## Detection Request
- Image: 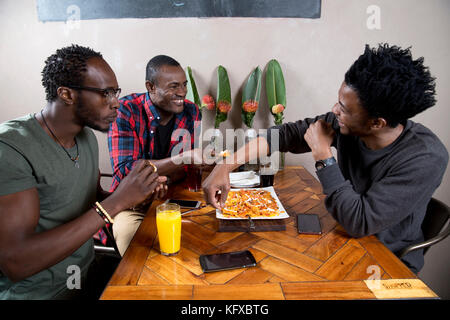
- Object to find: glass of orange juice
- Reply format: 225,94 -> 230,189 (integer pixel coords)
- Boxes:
156,203 -> 181,256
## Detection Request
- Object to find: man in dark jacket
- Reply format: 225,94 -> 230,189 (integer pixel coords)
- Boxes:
202,44 -> 448,273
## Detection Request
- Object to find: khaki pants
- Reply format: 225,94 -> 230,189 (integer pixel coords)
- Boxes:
112,210 -> 145,256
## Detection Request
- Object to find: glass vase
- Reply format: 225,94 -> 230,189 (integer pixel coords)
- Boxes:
244,129 -> 259,172
279,152 -> 285,171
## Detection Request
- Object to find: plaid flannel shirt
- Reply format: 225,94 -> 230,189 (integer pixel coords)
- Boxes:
108,92 -> 202,192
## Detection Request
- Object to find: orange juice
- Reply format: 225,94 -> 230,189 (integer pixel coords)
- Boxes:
156,204 -> 181,255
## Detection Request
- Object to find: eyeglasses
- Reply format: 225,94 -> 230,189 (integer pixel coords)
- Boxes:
68,85 -> 122,100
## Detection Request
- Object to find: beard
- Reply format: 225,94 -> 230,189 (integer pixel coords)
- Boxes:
75,102 -> 110,133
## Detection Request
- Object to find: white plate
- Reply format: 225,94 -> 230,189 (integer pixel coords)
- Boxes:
216,186 -> 289,220
230,171 -> 255,181
229,171 -> 260,188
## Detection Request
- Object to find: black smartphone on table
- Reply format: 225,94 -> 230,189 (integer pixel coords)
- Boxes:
199,250 -> 257,273
297,213 -> 322,235
165,199 -> 201,209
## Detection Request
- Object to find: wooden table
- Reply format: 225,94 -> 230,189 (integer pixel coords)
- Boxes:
100,167 -> 438,300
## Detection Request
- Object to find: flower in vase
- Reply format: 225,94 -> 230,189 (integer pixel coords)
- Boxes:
201,94 -> 215,110
243,100 -> 259,113
266,59 -> 286,126
271,104 -> 285,114
217,100 -> 232,113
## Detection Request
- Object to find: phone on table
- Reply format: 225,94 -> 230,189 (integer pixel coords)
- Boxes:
297,213 -> 322,235
199,250 -> 257,273
165,199 -> 201,209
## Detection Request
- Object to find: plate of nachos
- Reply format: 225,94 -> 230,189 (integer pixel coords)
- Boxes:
216,187 -> 289,220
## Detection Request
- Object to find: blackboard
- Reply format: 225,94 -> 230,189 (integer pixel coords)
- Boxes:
36,0 -> 321,22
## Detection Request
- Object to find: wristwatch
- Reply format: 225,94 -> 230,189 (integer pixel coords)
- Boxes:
315,156 -> 337,171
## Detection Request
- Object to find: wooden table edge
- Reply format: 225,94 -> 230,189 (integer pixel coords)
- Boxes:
101,279 -> 438,300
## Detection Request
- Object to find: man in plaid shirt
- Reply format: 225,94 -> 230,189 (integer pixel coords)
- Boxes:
108,55 -> 202,255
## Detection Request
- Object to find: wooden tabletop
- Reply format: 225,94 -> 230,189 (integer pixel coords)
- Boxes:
100,166 -> 438,300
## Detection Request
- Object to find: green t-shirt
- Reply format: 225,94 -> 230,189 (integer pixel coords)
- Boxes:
0,114 -> 98,299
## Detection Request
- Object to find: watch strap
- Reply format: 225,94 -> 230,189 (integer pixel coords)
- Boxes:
315,156 -> 336,171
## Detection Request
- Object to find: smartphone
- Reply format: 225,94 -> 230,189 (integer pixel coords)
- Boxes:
297,213 -> 322,235
199,250 -> 257,273
165,199 -> 201,209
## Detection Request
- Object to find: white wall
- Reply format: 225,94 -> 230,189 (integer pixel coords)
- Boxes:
0,0 -> 448,298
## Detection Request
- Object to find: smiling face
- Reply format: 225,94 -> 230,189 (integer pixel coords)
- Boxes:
331,82 -> 372,137
74,57 -> 120,132
147,64 -> 187,115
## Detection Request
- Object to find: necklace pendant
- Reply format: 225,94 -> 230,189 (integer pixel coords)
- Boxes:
74,160 -> 80,168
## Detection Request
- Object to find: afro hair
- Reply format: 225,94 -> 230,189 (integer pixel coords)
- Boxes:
345,44 -> 436,127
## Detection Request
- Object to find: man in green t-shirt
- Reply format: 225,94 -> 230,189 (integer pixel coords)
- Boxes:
0,45 -> 166,300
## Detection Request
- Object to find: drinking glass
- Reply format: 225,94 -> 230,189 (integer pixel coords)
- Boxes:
259,161 -> 275,187
186,165 -> 202,192
156,203 -> 181,256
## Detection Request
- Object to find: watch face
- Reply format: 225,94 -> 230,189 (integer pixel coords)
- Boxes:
315,161 -> 325,170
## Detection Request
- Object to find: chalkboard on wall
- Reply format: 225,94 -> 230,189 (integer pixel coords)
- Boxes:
36,0 -> 321,22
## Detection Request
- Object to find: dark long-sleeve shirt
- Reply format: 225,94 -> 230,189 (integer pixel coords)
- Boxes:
268,112 -> 448,272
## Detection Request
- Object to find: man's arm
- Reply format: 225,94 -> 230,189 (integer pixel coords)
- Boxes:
108,106 -> 142,190
268,112 -> 337,155
0,188 -> 107,282
0,161 -> 163,282
202,113 -> 337,209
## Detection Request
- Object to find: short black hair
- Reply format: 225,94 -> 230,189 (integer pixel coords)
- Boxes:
145,55 -> 180,84
41,44 -> 103,101
344,43 -> 436,127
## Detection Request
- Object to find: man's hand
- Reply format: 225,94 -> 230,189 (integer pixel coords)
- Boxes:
110,160 -> 166,211
202,164 -> 231,209
304,120 -> 335,161
154,176 -> 168,200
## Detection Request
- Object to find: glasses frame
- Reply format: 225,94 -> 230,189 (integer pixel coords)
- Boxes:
67,85 -> 121,100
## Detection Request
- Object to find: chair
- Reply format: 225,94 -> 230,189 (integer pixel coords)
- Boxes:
398,198 -> 450,258
94,173 -> 121,259
94,225 -> 121,258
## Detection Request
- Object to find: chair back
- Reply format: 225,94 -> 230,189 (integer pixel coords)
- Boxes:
94,172 -> 121,258
421,198 -> 450,254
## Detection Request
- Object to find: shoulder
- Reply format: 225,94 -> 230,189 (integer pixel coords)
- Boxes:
118,92 -> 146,117
0,114 -> 38,152
112,92 -> 148,131
0,140 -> 36,196
404,121 -> 448,163
0,114 -> 34,135
391,121 -> 449,175
0,116 -> 37,195
119,92 -> 146,105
